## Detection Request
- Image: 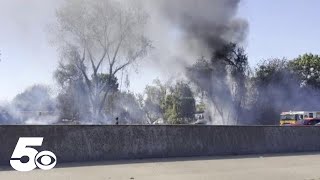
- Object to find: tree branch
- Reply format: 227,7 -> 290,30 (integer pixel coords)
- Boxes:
113,62 -> 130,76
74,50 -> 94,104
96,48 -> 107,71
110,36 -> 124,67
99,87 -> 111,114
87,48 -> 98,74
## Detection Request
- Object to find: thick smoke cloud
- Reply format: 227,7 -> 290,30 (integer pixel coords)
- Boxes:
0,0 -> 249,125
141,0 -> 248,124
151,0 -> 248,58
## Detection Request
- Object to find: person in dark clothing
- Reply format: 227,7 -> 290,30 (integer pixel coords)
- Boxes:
116,117 -> 119,125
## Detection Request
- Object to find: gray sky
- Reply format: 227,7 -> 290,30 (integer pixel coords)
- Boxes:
0,0 -> 320,101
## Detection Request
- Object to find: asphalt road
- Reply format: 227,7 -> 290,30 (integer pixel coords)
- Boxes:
1,153 -> 320,180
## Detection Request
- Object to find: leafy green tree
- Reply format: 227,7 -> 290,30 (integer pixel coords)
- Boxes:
12,85 -> 56,112
164,82 -> 196,124
140,79 -> 196,124
163,94 -> 177,123
56,84 -> 91,122
105,91 -> 145,124
188,43 -> 249,124
140,79 -> 167,124
251,59 -> 291,124
250,58 -> 320,125
196,101 -> 206,113
253,58 -> 290,87
290,53 -> 320,89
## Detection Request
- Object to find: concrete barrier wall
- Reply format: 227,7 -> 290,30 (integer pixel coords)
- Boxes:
0,125 -> 320,165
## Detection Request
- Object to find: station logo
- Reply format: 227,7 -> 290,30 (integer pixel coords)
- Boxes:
10,137 -> 57,172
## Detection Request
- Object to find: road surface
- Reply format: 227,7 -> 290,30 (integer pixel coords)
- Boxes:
1,153 -> 320,180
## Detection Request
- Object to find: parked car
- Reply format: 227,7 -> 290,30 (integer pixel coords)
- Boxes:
193,119 -> 208,125
294,118 -> 320,126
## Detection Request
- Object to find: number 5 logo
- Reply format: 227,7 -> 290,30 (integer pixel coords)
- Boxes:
10,137 -> 57,172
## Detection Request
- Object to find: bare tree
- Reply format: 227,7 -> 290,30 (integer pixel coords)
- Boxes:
51,0 -> 152,121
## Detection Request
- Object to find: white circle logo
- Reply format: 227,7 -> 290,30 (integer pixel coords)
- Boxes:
35,151 -> 57,170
